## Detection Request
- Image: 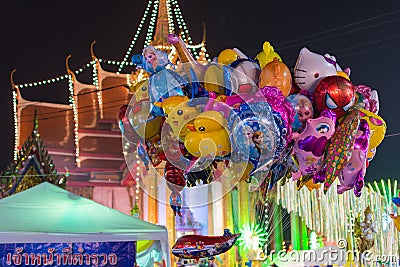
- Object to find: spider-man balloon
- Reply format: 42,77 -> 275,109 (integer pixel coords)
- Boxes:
313,75 -> 355,120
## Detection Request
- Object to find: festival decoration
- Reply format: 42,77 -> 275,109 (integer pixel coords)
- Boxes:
237,223 -> 268,251
172,229 -> 240,260
354,206 -> 377,252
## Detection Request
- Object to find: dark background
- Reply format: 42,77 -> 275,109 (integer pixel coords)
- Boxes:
1,0 -> 399,182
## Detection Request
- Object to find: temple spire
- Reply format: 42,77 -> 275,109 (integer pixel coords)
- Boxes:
152,0 -> 170,46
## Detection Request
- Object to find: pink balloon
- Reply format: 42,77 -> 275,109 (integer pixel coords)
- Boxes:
292,110 -> 336,180
337,119 -> 370,197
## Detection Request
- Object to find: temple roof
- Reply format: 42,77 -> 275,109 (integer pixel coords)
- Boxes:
0,112 -> 67,198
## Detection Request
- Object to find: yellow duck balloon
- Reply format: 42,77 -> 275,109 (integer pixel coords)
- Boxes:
184,111 -> 231,158
256,41 -> 282,69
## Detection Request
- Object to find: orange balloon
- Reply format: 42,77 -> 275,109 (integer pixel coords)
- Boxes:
259,58 -> 292,96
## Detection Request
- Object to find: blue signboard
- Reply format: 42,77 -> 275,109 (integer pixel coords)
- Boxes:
0,241 -> 136,266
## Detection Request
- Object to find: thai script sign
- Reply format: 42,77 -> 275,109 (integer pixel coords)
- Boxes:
0,241 -> 136,266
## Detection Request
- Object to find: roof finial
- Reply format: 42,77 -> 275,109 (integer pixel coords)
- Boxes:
202,22 -> 206,44
10,69 -> 17,89
65,54 -> 73,75
90,41 -> 97,60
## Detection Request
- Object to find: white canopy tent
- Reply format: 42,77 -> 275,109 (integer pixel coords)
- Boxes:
0,182 -> 170,267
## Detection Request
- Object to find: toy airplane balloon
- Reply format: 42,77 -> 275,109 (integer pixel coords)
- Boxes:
172,229 -> 240,260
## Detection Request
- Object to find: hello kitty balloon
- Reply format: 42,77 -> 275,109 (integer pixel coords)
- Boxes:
294,47 -> 348,94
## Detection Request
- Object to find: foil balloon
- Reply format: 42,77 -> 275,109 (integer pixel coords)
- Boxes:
167,33 -> 206,80
293,47 -> 341,93
257,86 -> 295,145
286,94 -> 314,133
118,105 -> 140,144
217,49 -> 240,65
228,102 -> 277,177
291,110 -> 337,182
172,229 -> 240,260
313,75 -> 356,120
314,108 -> 361,194
358,108 -> 386,150
128,101 -> 163,143
204,63 -> 225,94
354,85 -> 379,113
255,41 -> 282,69
155,95 -> 200,141
132,79 -> 150,102
259,58 -> 292,97
184,111 -> 231,158
337,119 -> 370,197
165,161 -> 186,217
165,161 -> 186,192
228,48 -> 261,94
131,45 -> 171,75
185,164 -> 213,187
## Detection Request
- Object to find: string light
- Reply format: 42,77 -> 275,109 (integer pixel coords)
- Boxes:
92,59 -> 103,119
12,89 -> 19,160
166,0 -> 174,34
118,0 -> 154,72
144,0 -> 159,47
68,75 -> 80,164
170,0 -> 201,58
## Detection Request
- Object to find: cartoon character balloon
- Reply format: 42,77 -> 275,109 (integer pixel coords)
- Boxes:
131,45 -> 171,75
313,75 -> 356,120
337,119 -> 370,197
294,47 -> 345,93
287,94 -> 314,133
184,110 -> 231,158
291,110 -> 337,181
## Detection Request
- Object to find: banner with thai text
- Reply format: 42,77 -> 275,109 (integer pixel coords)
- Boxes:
0,241 -> 136,266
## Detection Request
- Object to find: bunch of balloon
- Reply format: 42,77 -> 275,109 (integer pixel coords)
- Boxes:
119,36 -> 305,220
289,47 -> 386,196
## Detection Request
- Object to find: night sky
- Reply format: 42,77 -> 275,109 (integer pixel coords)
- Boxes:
1,0 -> 399,182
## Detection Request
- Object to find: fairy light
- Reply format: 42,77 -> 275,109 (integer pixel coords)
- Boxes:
166,0 -> 174,34
144,0 -> 159,47
68,75 -> 80,164
12,89 -> 19,160
171,0 -> 199,58
92,59 -> 103,119
118,0 -> 154,72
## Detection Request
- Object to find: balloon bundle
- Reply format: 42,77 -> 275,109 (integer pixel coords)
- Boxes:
119,36 -> 387,217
